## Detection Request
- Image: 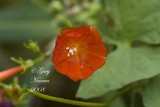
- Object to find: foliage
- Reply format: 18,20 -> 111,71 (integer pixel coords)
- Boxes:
77,0 -> 160,101
0,0 -> 160,107
143,75 -> 160,107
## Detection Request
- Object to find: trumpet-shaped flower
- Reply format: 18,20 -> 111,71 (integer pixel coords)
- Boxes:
52,25 -> 107,81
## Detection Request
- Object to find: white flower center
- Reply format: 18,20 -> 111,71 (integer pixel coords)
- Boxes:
66,47 -> 77,57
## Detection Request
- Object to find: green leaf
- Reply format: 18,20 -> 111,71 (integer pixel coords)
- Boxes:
77,0 -> 160,99
77,44 -> 160,99
109,97 -> 127,107
143,75 -> 160,107
107,0 -> 160,44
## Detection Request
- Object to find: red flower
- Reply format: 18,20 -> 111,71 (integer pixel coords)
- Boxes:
52,25 -> 107,81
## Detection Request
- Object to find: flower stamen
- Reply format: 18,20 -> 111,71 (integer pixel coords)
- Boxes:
66,47 -> 77,57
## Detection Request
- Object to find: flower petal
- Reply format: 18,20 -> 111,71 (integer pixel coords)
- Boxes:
80,48 -> 106,73
60,25 -> 90,38
78,27 -> 102,44
81,42 -> 107,57
52,36 -> 69,64
60,25 -> 91,44
79,56 -> 95,79
54,55 -> 82,81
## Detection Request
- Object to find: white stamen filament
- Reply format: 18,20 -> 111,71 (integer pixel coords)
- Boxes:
69,49 -> 74,54
67,53 -> 70,57
66,47 -> 77,57
66,47 -> 69,50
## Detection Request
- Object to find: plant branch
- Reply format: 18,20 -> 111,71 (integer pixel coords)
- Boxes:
28,89 -> 105,107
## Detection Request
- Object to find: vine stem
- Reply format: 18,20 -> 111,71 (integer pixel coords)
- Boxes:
27,89 -> 105,107
0,66 -> 23,82
27,81 -> 146,107
0,66 -> 146,107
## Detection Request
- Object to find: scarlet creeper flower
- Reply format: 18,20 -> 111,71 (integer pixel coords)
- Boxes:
52,25 -> 107,81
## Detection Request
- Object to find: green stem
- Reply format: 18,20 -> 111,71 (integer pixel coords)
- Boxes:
33,53 -> 46,64
28,89 -> 105,107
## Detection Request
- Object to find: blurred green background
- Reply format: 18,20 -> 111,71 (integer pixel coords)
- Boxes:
0,0 -> 160,107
